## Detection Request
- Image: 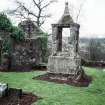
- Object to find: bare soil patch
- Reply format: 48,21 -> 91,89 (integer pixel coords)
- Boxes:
0,88 -> 41,105
0,65 -> 47,72
33,73 -> 92,87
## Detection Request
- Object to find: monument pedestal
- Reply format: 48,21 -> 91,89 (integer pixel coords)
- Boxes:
48,54 -> 81,75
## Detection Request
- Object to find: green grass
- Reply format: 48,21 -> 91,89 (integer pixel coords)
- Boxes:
0,67 -> 105,105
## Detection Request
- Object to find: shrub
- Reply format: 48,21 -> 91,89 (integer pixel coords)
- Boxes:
10,26 -> 24,42
0,13 -> 25,54
0,13 -> 12,32
2,36 -> 12,54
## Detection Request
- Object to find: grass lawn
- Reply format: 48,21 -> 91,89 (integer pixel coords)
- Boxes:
0,67 -> 105,105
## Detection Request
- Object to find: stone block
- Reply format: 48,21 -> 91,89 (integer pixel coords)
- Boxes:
47,55 -> 81,75
0,83 -> 8,98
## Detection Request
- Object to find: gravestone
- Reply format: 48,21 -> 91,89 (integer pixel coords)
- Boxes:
0,83 -> 8,98
47,2 -> 83,80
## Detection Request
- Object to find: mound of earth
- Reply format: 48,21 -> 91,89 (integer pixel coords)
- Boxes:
0,88 -> 41,105
33,73 -> 92,87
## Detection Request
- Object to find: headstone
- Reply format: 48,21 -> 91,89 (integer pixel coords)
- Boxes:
0,83 -> 8,97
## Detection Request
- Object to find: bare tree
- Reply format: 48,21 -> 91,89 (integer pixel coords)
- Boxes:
88,39 -> 102,61
75,0 -> 86,23
7,0 -> 57,27
69,0 -> 86,23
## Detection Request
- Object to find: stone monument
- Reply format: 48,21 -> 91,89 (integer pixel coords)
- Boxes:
47,2 -> 83,80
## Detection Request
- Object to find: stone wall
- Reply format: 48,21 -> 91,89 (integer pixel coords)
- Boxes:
0,30 -> 10,39
0,20 -> 47,70
18,20 -> 42,38
10,38 -> 42,70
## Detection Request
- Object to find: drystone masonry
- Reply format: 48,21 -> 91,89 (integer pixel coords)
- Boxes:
11,38 -> 42,70
0,20 -> 44,70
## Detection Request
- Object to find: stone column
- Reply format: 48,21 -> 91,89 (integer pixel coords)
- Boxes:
75,24 -> 80,53
52,25 -> 58,55
70,24 -> 80,53
57,27 -> 62,52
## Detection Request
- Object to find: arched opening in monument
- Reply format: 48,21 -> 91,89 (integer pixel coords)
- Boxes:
56,27 -> 71,52
62,28 -> 71,51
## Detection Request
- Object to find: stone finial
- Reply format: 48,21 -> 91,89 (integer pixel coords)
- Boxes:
57,2 -> 74,24
64,2 -> 70,16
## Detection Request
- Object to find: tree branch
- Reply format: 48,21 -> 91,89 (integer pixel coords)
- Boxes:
32,0 -> 40,9
76,0 -> 86,22
6,0 -> 57,27
17,1 -> 38,17
41,0 -> 54,10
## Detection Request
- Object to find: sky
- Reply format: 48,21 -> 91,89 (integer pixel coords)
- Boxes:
0,0 -> 105,38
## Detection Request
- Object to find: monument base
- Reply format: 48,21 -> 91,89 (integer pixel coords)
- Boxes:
47,54 -> 81,75
34,70 -> 92,87
42,53 -> 92,87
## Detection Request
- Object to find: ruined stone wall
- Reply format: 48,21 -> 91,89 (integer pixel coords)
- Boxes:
0,30 -> 10,39
11,38 -> 42,70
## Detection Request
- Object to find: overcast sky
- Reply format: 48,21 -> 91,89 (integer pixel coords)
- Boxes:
0,0 -> 105,38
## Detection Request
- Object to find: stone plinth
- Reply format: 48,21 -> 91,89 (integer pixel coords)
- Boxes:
47,54 -> 81,75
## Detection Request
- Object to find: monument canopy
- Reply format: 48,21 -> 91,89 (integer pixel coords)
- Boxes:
58,2 -> 74,25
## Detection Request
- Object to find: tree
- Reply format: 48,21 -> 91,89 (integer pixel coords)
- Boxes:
88,39 -> 102,61
0,13 -> 25,69
0,13 -> 24,54
7,0 -> 57,27
68,0 -> 86,23
0,13 -> 12,32
75,0 -> 86,23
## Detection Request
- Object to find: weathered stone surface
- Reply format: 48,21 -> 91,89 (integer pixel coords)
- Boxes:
48,55 -> 81,75
18,20 -> 43,38
0,83 -> 8,98
58,2 -> 73,24
11,38 -> 42,69
0,19 -> 46,70
0,30 -> 10,39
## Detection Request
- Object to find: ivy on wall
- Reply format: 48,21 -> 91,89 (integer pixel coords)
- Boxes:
0,13 -> 48,63
0,13 -> 24,54
10,26 -> 24,42
0,13 -> 12,32
39,33 -> 48,62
